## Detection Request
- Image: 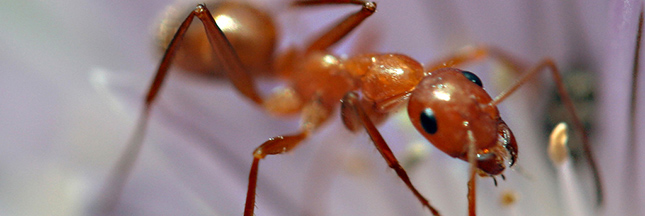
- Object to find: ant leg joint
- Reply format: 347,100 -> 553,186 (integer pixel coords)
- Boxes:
252,149 -> 266,159
194,4 -> 206,12
363,1 -> 377,12
343,91 -> 360,101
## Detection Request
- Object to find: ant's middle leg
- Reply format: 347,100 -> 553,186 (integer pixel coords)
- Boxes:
268,0 -> 376,112
293,0 -> 377,53
341,92 -> 440,216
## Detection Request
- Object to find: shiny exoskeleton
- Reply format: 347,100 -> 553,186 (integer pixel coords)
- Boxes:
99,1 -> 602,216
408,68 -> 518,175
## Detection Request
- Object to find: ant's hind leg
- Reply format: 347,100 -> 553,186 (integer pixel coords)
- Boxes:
97,4 -> 264,215
341,92 -> 440,216
190,4 -> 264,104
93,5 -> 204,213
149,4 -> 264,108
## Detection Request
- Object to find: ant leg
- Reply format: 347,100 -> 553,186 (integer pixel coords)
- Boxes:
245,133 -> 308,216
490,59 -> 603,205
424,45 -> 529,74
149,4 -> 263,107
293,0 -> 377,53
96,109 -> 150,215
94,6 -> 203,213
341,92 -> 440,216
466,130 -> 477,216
244,99 -> 331,216
97,4 -> 264,215
191,4 -> 263,104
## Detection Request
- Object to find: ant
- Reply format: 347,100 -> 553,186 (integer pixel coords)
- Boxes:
98,0 -> 603,215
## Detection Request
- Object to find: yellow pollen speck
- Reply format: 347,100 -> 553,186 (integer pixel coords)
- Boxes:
548,122 -> 569,166
500,189 -> 519,206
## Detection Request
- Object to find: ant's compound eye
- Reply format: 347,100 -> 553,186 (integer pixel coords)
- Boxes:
420,108 -> 438,134
461,70 -> 483,87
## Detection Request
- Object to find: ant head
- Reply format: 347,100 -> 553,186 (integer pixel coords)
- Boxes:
407,68 -> 517,175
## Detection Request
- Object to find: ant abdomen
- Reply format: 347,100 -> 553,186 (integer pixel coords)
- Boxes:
156,1 -> 277,77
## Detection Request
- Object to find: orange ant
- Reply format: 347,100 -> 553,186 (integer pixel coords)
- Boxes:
98,1 -> 603,215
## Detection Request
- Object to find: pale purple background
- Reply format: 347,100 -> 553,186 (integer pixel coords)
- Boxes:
0,0 -> 640,215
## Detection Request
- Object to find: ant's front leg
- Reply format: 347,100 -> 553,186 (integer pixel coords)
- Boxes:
490,59 -> 603,205
465,130 -> 478,216
341,92 -> 440,216
424,45 -> 529,75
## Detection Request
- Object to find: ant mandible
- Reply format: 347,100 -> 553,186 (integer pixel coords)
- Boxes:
99,0 -> 603,216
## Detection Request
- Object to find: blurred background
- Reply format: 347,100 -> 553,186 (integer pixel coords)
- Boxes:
0,0 -> 641,215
